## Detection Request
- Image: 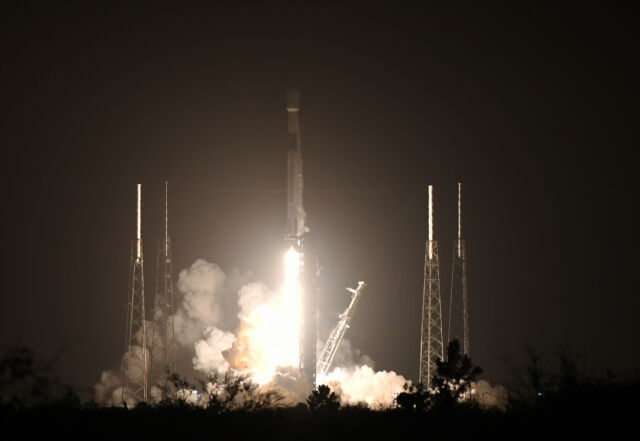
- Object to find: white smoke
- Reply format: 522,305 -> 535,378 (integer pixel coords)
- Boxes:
173,260 -> 253,346
237,282 -> 273,319
313,337 -> 407,407
95,258 -> 411,409
94,259 -> 243,405
177,260 -> 226,329
94,369 -> 120,405
320,365 -> 407,408
470,380 -> 508,409
193,327 -> 235,375
266,366 -> 312,404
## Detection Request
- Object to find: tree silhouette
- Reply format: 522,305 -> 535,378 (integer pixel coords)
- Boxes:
396,340 -> 482,411
395,382 -> 430,411
159,370 -> 283,412
0,344 -> 78,408
306,384 -> 340,411
431,339 -> 482,408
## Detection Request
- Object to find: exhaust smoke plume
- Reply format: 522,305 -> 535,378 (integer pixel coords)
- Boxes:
96,256 -> 410,407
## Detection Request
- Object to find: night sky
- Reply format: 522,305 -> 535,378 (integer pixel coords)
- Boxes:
2,3 -> 637,398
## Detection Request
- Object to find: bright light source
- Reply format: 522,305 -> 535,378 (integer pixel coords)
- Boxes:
223,246 -> 303,385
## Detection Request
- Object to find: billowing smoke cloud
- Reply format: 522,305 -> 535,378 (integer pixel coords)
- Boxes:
178,259 -> 226,326
237,282 -> 272,319
193,327 -> 235,375
94,369 -> 120,405
312,336 -> 408,407
96,258 -> 410,408
470,380 -> 508,409
94,259 -> 246,405
174,260 -> 252,345
95,329 -> 151,406
321,365 -> 407,408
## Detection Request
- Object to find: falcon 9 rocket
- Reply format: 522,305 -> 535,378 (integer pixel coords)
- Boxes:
286,89 -> 307,242
285,89 -> 316,387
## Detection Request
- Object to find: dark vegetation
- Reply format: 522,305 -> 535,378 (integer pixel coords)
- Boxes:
1,341 -> 637,440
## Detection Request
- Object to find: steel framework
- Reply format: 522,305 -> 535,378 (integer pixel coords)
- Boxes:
150,181 -> 176,382
447,183 -> 469,355
123,184 -> 148,404
317,281 -> 366,376
419,186 -> 444,387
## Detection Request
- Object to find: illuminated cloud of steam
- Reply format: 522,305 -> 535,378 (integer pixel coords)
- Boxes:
94,369 -> 120,405
471,380 -> 508,409
96,258 -> 418,409
321,365 -> 407,408
177,259 -> 227,326
237,282 -> 273,319
193,327 -> 236,375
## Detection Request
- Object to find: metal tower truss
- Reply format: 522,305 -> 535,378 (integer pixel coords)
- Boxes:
448,239 -> 469,355
447,182 -> 469,355
317,281 -> 366,377
150,181 -> 176,382
419,186 -> 444,388
123,184 -> 148,404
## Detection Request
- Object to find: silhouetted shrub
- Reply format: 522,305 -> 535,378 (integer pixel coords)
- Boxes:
0,344 -> 78,408
306,384 -> 340,411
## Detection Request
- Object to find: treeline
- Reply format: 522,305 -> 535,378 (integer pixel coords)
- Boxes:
1,341 -> 638,440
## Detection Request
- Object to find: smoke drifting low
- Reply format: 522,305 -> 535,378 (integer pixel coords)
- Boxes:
95,258 -> 411,407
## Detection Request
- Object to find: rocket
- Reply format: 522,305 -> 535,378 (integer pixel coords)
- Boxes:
286,89 -> 307,241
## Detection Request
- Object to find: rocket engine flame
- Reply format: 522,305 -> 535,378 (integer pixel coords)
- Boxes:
222,247 -> 302,385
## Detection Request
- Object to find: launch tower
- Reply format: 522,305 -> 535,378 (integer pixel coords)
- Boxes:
447,183 -> 469,355
150,181 -> 176,381
419,186 -> 444,387
317,282 -> 366,376
123,184 -> 148,403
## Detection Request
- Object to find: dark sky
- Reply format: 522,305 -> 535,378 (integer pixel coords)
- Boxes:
1,3 -> 637,397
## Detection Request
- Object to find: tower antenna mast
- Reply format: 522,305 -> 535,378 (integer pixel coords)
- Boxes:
123,184 -> 148,404
447,182 -> 470,354
151,181 -> 176,382
419,185 -> 443,387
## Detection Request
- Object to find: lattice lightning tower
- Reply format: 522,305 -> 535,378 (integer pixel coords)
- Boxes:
151,181 -> 176,381
419,185 -> 443,387
447,182 -> 469,355
123,184 -> 148,403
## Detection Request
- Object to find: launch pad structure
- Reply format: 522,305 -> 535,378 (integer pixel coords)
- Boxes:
420,182 -> 471,388
150,181 -> 176,382
317,281 -> 366,376
123,184 -> 148,403
419,186 -> 444,387
447,183 -> 469,355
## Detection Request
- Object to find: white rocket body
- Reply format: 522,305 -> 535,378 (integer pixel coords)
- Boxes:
286,90 -> 307,240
